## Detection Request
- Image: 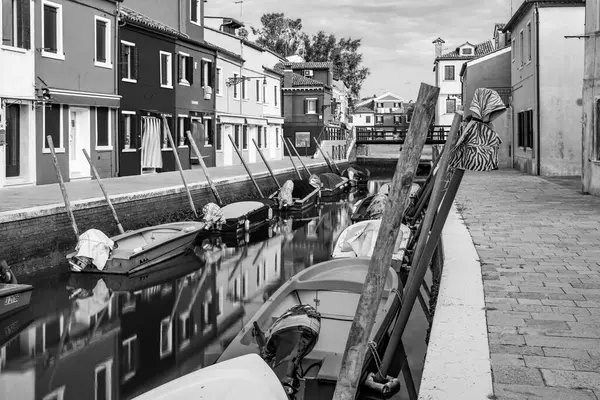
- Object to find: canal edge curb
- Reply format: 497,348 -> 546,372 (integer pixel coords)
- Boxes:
418,204 -> 493,399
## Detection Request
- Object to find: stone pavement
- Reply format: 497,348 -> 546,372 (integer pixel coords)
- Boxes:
455,170 -> 600,400
0,156 -> 330,214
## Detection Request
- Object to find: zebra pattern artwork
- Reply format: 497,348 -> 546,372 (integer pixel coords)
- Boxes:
449,88 -> 507,171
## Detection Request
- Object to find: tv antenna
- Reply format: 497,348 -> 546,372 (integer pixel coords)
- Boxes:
234,1 -> 243,18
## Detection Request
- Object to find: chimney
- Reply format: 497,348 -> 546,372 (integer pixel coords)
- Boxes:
432,37 -> 445,59
283,63 -> 293,88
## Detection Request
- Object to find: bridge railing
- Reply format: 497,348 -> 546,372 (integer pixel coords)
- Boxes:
355,124 -> 451,144
321,126 -> 348,141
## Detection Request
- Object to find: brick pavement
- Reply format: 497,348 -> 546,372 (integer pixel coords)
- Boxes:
455,170 -> 600,400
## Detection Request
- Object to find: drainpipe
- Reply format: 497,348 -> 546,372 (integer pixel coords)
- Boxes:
535,3 -> 541,175
114,1 -> 121,176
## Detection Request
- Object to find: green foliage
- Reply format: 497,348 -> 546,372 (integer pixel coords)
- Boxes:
251,13 -> 305,58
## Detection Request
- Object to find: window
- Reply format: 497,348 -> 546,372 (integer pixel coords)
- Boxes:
517,109 -> 533,148
511,38 -> 516,62
2,0 -> 31,49
121,335 -> 138,382
375,116 -> 383,124
274,86 -> 278,106
263,83 -> 267,104
178,52 -> 193,85
95,359 -> 112,400
305,98 -> 317,114
263,127 -> 268,148
234,124 -> 241,148
201,59 -> 213,88
120,41 -> 138,82
160,317 -> 173,358
295,132 -> 310,147
43,103 -> 63,151
42,0 -> 63,59
527,22 -> 532,61
94,16 -> 111,68
121,111 -> 136,150
446,98 -> 456,114
444,65 -> 455,80
257,126 -> 262,148
216,123 -> 222,150
461,48 -> 472,55
216,67 -> 222,95
177,116 -> 188,147
242,75 -> 248,99
233,73 -> 239,98
96,107 -> 111,148
203,117 -> 212,147
256,80 -> 261,102
394,116 -> 401,124
242,125 -> 248,149
275,127 -> 280,148
366,115 -> 371,123
160,51 -> 173,88
519,30 -> 524,65
161,115 -> 173,149
42,387 -> 65,400
190,0 -> 200,25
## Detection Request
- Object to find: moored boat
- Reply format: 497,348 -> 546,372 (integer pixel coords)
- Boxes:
200,201 -> 274,235
218,258 -> 401,399
0,283 -> 34,319
342,165 -> 370,186
270,179 -> 320,212
318,173 -> 350,199
67,221 -> 204,275
350,182 -> 421,223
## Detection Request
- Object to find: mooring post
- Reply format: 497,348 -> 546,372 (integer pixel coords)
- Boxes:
228,134 -> 264,197
285,137 -> 311,177
332,83 -> 439,400
47,136 -> 79,239
187,131 -> 223,207
280,134 -> 302,179
252,138 -> 281,189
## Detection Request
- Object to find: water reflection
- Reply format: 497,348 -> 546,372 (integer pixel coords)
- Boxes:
0,181 -> 425,400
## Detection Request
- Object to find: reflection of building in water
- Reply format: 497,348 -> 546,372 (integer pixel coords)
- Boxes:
0,280 -> 120,400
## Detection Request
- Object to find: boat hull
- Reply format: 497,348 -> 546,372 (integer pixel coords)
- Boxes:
0,283 -> 33,318
200,203 -> 274,236
0,307 -> 34,347
270,187 -> 320,213
320,180 -> 350,199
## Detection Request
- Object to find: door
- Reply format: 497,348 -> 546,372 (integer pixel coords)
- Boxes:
69,108 -> 91,179
190,118 -> 214,167
119,111 -> 141,176
5,104 -> 20,177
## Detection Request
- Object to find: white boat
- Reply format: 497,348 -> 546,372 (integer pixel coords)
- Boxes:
132,353 -> 288,400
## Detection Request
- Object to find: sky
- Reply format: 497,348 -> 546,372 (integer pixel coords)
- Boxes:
205,0 -> 517,102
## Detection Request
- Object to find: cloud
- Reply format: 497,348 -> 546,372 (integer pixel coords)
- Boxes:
205,0 -> 512,99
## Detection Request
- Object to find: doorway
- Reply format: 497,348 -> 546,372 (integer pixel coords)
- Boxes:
5,104 -> 20,177
69,107 -> 91,179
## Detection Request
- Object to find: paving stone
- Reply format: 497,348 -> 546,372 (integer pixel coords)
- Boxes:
489,344 -> 544,356
491,353 -> 526,367
488,326 -> 518,334
531,313 -> 576,322
574,359 -> 600,373
525,319 -> 570,329
489,333 -> 526,346
542,299 -> 577,306
552,307 -> 592,316
541,369 -> 600,390
543,348 -> 591,360
524,355 -> 575,370
492,365 -> 544,385
524,336 -> 600,350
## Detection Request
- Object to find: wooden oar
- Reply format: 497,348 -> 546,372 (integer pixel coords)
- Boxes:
187,131 -> 223,207
280,134 -> 302,179
252,138 -> 280,189
332,83 -> 439,400
312,137 -> 336,174
47,136 -> 79,238
285,137 -> 311,177
228,134 -> 264,197
162,116 -> 198,219
82,149 -> 125,234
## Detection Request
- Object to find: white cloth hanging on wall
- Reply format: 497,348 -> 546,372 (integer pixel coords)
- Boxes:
141,116 -> 163,169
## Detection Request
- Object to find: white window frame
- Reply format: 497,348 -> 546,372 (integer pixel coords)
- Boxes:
216,67 -> 223,96
159,317 -> 173,359
96,108 -> 113,151
527,21 -> 532,62
263,127 -> 268,149
203,116 -> 212,147
177,114 -> 188,148
519,29 -> 524,66
241,74 -> 248,100
120,40 -> 136,83
511,38 -> 516,62
1,0 -> 28,52
178,51 -> 190,86
121,335 -> 137,382
94,15 -> 112,69
94,359 -> 113,400
202,57 -> 211,88
121,110 -> 136,152
190,0 -> 201,26
179,311 -> 191,350
41,0 -> 64,60
42,104 -> 64,153
43,386 -> 66,400
306,98 -> 317,114
159,51 -> 173,89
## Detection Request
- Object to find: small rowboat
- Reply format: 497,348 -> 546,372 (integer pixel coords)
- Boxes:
67,221 -> 204,275
342,165 -> 370,187
270,180 -> 320,213
201,201 -> 274,236
0,283 -> 34,319
350,183 -> 421,223
319,173 -> 350,199
218,258 -> 401,399
132,354 -> 288,400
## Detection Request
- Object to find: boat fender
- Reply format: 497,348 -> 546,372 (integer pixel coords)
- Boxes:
267,207 -> 273,220
244,219 -> 250,231
363,372 -> 402,397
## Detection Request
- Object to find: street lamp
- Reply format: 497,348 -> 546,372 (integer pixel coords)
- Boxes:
226,76 -> 267,87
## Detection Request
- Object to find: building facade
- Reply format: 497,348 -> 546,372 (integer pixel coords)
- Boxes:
0,0 -> 36,188
582,0 -> 600,194
504,0 -> 584,176
332,79 -> 350,125
351,101 -> 375,126
432,38 -> 494,126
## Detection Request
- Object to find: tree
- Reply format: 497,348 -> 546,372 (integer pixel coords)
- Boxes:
251,13 -> 305,57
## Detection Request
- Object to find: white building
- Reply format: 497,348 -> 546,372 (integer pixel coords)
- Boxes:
332,79 -> 350,125
1,0 -> 36,188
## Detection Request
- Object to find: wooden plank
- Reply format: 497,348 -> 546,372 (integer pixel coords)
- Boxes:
280,134 -> 302,179
46,136 -> 79,238
82,149 -> 125,234
227,134 -> 264,197
332,83 -> 439,400
252,138 -> 281,189
187,131 -> 223,207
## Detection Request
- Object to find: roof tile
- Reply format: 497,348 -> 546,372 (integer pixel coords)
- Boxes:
436,40 -> 494,61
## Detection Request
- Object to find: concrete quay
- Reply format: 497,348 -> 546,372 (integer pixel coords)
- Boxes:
421,170 -> 600,400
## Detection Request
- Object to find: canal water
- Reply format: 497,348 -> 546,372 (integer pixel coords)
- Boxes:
0,175 -> 430,400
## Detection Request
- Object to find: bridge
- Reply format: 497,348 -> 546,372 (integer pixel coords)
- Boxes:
355,125 -> 451,145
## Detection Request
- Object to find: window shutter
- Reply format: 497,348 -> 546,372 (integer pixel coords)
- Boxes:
187,57 -> 194,85
316,98 -> 320,114
120,43 -> 127,79
178,55 -> 183,82
133,47 -> 140,80
200,60 -> 206,86
209,62 -> 215,87
304,99 -> 308,114
18,0 -> 31,49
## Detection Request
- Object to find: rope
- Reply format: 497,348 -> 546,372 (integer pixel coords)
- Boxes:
368,340 -> 384,380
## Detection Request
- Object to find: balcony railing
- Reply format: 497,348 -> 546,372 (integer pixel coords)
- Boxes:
355,125 -> 451,144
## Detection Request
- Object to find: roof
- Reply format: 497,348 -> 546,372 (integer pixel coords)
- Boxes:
435,40 -> 494,62
209,42 -> 244,62
120,7 -> 187,39
291,73 -> 324,87
263,65 -> 284,77
505,0 -> 585,31
275,61 -> 334,70
354,102 -> 375,113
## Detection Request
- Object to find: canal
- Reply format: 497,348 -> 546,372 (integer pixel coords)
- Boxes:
0,175 -> 430,400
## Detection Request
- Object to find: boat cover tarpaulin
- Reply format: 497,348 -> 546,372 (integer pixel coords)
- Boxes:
75,229 -> 114,271
202,203 -> 226,230
333,220 -> 410,261
278,180 -> 294,208
319,173 -> 345,190
221,201 -> 265,219
292,179 -> 317,199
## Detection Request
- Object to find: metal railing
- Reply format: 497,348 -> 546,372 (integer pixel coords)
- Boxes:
321,126 -> 348,141
355,125 -> 451,144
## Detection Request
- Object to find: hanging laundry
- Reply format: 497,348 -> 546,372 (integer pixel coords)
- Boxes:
141,116 -> 163,169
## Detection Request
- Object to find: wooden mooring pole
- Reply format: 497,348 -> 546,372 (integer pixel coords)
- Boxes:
313,137 -> 337,174
285,137 -> 311,177
187,131 -> 223,207
280,134 -> 303,179
228,134 -> 264,197
252,138 -> 280,189
332,83 -> 439,400
47,136 -> 79,239
82,149 -> 125,234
